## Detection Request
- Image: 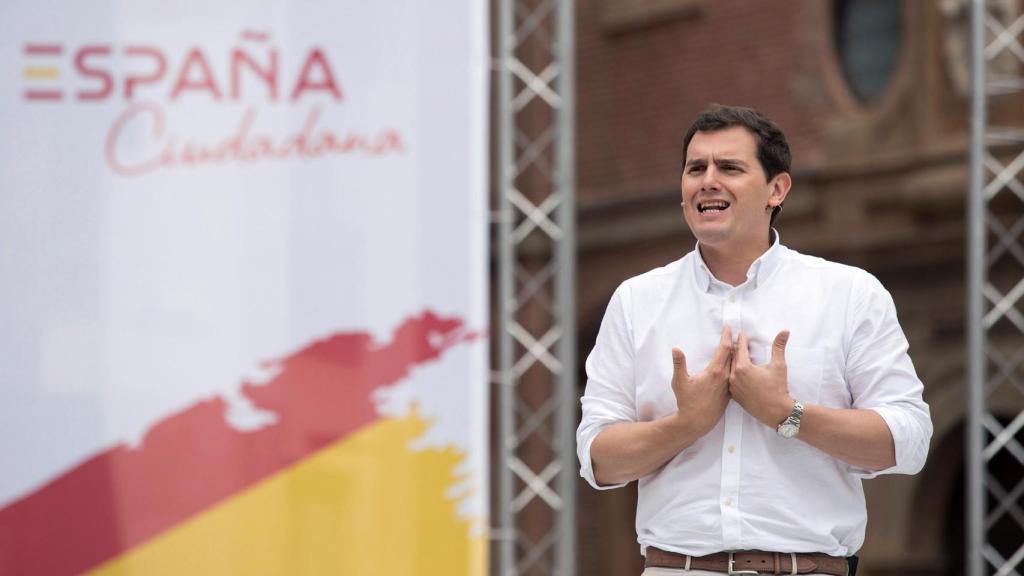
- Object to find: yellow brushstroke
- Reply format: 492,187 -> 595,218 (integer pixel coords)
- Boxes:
89,413 -> 486,575
23,67 -> 59,79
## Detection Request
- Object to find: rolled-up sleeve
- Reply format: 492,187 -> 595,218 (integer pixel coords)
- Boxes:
577,283 -> 636,490
844,273 -> 933,478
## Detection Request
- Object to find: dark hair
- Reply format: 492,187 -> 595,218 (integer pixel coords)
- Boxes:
681,104 -> 791,224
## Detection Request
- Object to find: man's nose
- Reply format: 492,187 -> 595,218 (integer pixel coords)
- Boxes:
701,166 -> 719,190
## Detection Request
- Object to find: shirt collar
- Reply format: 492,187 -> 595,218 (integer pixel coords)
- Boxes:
693,229 -> 783,292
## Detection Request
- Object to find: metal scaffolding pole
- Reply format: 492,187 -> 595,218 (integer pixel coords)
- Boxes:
968,1 -> 987,575
969,1 -> 1024,575
495,0 -> 576,574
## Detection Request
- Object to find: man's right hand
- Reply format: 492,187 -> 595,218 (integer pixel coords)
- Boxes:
671,325 -> 733,435
589,326 -> 734,485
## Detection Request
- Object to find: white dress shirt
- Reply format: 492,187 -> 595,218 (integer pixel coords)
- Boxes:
576,233 -> 932,557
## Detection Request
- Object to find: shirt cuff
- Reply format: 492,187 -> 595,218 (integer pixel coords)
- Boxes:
847,405 -> 928,478
578,427 -> 629,490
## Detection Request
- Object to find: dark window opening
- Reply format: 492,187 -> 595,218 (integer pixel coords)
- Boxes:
833,0 -> 904,103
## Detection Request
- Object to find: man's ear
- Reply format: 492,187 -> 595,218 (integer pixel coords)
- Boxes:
768,172 -> 792,208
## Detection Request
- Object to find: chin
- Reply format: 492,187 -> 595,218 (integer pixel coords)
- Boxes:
690,226 -> 731,246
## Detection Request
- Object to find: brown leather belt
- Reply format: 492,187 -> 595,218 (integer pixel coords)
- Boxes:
645,547 -> 850,575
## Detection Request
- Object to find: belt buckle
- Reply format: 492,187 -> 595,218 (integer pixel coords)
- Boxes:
727,551 -> 759,575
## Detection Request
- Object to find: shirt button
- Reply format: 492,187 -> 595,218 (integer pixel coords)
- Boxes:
728,295 -> 736,303
724,497 -> 732,506
727,445 -> 736,454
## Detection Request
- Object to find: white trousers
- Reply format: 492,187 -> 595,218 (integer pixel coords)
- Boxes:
643,565 -> 827,569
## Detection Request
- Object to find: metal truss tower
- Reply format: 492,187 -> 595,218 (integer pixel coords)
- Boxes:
969,0 -> 1024,574
494,0 -> 576,575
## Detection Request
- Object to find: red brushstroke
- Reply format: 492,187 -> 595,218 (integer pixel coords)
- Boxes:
0,311 -> 475,576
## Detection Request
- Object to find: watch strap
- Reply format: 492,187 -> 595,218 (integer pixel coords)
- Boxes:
776,399 -> 804,438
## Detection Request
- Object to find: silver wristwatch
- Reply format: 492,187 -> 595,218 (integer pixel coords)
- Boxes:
776,399 -> 804,439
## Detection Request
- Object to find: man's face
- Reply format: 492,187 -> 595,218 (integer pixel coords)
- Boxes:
681,126 -> 789,251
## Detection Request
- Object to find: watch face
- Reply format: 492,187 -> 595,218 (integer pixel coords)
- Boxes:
779,423 -> 799,438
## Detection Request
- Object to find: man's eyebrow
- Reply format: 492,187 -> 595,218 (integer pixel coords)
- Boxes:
684,157 -> 749,168
714,157 -> 748,167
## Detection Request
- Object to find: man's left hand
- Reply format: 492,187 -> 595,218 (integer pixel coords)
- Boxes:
728,330 -> 794,428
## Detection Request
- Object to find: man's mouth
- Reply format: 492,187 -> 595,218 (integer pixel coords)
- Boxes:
697,200 -> 730,213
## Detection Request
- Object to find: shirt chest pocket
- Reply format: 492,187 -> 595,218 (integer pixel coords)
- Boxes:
781,346 -> 824,405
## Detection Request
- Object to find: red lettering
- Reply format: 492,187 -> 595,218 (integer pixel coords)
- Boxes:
106,102 -> 167,176
124,47 -> 167,100
283,106 -> 320,156
170,48 -> 222,101
106,106 -> 402,176
231,48 -> 278,100
290,49 -> 342,101
223,109 -> 255,158
375,130 -> 404,154
240,30 -> 269,43
75,45 -> 113,101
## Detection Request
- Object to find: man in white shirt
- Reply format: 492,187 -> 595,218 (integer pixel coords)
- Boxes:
576,105 -> 932,576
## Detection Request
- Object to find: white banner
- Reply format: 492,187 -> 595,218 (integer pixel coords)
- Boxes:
0,1 -> 488,574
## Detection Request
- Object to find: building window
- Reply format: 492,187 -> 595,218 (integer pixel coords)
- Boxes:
833,0 -> 904,103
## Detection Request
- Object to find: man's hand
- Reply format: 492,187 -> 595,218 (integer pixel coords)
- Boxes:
671,326 -> 733,435
728,330 -> 793,428
589,326 -> 735,485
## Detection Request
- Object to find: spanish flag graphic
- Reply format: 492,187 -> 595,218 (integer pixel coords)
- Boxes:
0,312 -> 486,575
